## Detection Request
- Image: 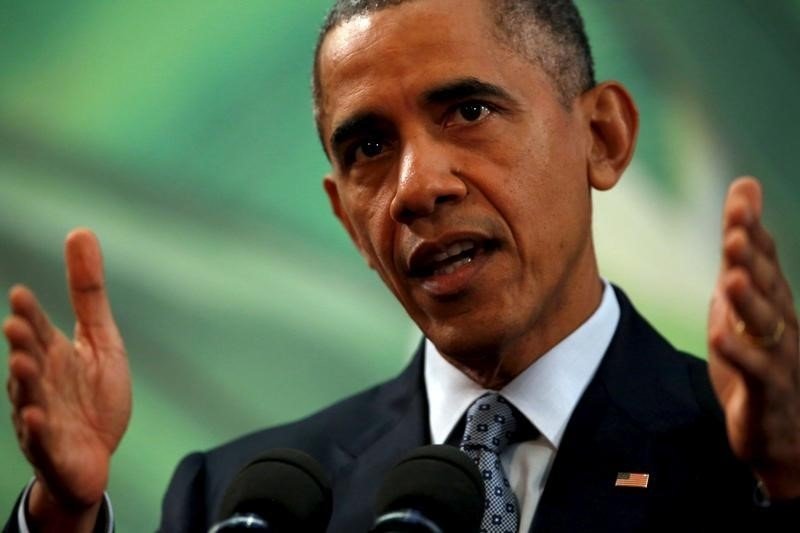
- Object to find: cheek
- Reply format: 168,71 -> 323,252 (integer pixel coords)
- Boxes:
467,133 -> 554,224
478,117 -> 590,260
343,185 -> 397,270
509,116 -> 588,205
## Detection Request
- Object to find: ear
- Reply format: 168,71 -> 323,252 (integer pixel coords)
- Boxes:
323,176 -> 375,268
580,81 -> 639,191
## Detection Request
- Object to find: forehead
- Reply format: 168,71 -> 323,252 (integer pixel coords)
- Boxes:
317,0 -> 543,142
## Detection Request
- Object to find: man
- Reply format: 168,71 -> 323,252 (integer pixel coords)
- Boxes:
4,0 -> 799,531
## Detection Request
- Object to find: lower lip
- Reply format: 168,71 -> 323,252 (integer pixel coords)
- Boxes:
417,248 -> 493,297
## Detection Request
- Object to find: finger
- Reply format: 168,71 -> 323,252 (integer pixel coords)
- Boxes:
7,353 -> 42,408
746,221 -> 796,320
64,229 -> 118,338
743,201 -> 798,326
721,179 -> 796,321
3,316 -> 45,360
724,268 -> 783,340
723,227 -> 785,305
8,285 -> 56,348
730,178 -> 780,263
7,374 -> 20,407
748,214 -> 778,262
10,406 -> 23,442
722,177 -> 762,233
710,327 -> 770,387
18,405 -> 50,468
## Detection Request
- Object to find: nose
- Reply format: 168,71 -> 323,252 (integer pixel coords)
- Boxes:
389,139 -> 467,223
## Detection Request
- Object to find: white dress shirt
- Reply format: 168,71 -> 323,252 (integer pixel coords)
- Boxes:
17,477 -> 114,533
424,281 -> 620,532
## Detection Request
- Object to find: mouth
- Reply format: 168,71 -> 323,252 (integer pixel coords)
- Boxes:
407,236 -> 500,296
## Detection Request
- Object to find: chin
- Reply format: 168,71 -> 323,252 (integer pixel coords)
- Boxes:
425,320 -> 511,362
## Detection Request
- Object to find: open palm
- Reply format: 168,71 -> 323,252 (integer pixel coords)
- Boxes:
5,229 -> 131,508
707,178 -> 800,499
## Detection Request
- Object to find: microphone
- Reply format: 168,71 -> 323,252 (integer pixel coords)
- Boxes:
209,448 -> 332,533
370,444 -> 484,533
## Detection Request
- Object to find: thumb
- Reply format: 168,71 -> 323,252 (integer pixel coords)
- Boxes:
64,228 -> 117,338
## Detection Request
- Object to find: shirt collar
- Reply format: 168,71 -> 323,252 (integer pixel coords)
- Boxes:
424,281 -> 620,448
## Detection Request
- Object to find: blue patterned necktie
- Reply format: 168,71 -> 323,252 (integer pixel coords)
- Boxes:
459,393 -> 520,533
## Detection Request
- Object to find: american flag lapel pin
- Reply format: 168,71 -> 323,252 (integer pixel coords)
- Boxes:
615,472 -> 650,488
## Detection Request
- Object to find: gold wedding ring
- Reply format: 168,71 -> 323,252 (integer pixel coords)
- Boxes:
735,316 -> 786,349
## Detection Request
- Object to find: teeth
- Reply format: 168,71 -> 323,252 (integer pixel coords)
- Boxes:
432,250 -> 449,262
434,255 -> 473,275
432,240 -> 475,263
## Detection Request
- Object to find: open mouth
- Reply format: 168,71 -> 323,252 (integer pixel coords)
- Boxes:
409,238 -> 499,278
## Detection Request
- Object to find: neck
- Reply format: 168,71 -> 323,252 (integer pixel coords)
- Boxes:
443,268 -> 605,390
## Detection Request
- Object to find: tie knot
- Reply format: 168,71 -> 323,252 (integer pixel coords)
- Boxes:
459,393 -> 519,454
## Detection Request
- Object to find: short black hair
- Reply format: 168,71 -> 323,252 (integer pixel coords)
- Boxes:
312,0 -> 596,149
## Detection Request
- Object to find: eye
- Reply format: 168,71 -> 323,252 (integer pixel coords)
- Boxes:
357,140 -> 384,159
447,101 -> 493,126
345,139 -> 386,166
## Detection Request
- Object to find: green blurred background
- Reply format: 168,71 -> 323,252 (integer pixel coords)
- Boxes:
1,1 -> 798,530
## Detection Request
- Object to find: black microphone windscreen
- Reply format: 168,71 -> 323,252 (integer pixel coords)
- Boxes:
217,448 -> 332,532
374,444 -> 484,533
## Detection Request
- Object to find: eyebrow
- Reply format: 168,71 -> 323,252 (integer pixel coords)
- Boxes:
422,77 -> 515,105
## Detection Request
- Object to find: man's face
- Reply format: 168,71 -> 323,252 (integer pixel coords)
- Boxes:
318,0 -> 600,366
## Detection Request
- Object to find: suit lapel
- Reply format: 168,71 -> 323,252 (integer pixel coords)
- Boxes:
530,288 -> 691,533
327,344 -> 430,533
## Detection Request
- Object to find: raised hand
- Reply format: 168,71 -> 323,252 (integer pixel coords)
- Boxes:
4,228 -> 131,529
708,177 -> 800,500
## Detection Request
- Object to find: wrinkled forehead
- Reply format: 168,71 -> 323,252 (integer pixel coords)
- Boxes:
316,0 -> 522,145
319,0 -> 496,76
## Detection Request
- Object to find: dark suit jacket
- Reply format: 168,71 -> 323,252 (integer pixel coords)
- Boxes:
157,288 -> 792,532
4,288 -> 794,532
